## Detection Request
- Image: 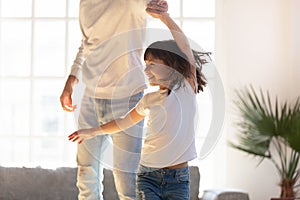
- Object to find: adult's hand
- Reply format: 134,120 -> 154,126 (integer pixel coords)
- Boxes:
60,75 -> 78,112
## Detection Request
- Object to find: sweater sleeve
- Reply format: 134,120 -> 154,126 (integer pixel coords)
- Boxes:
69,41 -> 85,79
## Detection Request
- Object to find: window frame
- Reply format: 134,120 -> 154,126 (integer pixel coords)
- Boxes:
0,2 -> 220,186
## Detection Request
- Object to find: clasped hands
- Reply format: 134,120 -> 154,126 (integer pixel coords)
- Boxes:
146,0 -> 168,14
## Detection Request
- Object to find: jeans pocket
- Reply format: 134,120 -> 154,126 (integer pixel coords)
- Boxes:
175,168 -> 190,183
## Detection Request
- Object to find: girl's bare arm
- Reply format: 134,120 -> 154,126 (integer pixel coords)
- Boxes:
146,2 -> 197,90
68,109 -> 145,144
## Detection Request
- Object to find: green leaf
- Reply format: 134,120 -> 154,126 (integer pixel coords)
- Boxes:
230,86 -> 300,192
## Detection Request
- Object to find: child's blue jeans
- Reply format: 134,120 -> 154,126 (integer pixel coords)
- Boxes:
136,164 -> 190,200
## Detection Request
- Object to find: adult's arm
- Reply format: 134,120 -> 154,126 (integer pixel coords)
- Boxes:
60,43 -> 84,112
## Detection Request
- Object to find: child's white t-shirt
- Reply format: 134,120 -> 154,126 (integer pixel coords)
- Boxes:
136,80 -> 198,168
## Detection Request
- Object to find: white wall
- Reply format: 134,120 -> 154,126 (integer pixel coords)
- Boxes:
290,0 -> 300,98
215,0 -> 300,199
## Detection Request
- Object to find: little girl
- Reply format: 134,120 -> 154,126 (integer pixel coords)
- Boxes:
69,1 -> 210,199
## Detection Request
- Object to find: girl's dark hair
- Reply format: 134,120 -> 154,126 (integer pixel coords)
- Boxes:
144,40 -> 210,93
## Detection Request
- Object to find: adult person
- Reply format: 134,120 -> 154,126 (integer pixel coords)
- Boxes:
60,0 -> 167,199
68,1 -> 210,199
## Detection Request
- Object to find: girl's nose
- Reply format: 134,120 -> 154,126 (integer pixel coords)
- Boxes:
144,65 -> 150,72
144,66 -> 152,77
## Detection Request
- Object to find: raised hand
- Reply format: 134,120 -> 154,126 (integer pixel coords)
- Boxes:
146,0 -> 168,15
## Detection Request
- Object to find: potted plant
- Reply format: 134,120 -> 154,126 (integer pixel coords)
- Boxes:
230,86 -> 300,199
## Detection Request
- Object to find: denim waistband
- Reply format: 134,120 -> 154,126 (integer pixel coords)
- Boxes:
138,164 -> 189,174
